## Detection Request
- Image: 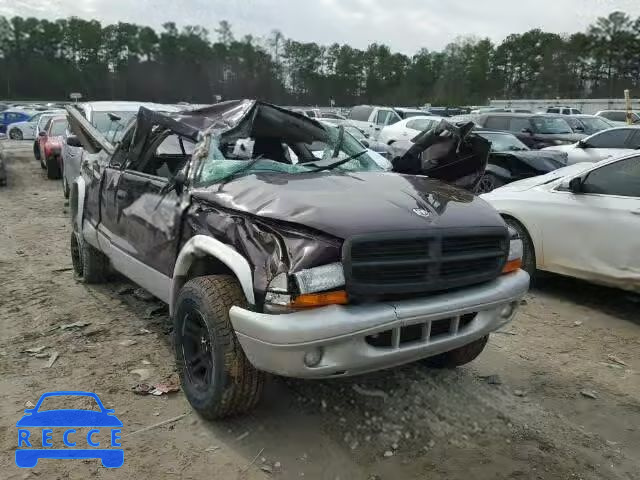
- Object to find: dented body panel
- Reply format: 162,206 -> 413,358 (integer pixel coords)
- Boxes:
67,99 -> 530,379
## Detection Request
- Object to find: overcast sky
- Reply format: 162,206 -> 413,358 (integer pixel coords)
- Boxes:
2,0 -> 640,53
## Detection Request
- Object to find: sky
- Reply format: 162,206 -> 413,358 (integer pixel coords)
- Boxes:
2,0 -> 640,53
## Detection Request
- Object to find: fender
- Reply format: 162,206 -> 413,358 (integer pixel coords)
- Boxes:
485,163 -> 512,181
170,235 -> 255,317
71,176 -> 86,235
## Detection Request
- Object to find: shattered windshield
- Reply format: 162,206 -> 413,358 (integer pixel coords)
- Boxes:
194,125 -> 387,186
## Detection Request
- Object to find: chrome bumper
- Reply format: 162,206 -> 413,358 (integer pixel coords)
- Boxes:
230,270 -> 529,378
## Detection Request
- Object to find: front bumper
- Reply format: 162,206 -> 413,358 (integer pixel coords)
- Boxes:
230,270 -> 529,378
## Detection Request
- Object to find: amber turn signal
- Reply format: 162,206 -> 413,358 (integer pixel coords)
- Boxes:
290,290 -> 348,309
502,258 -> 522,274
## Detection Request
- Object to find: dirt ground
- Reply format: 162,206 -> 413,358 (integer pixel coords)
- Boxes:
0,139 -> 639,480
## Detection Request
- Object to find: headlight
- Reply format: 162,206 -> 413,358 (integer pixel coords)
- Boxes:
264,263 -> 348,311
293,262 -> 345,294
503,227 -> 523,274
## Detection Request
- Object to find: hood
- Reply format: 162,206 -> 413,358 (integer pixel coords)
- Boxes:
534,132 -> 586,142
492,149 -> 567,172
542,144 -> 576,152
487,162 -> 593,193
191,171 -> 504,239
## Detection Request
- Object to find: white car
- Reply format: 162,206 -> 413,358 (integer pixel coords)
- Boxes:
9,110 -> 64,140
61,101 -> 180,198
482,154 -> 640,292
378,116 -> 444,145
543,126 -> 640,165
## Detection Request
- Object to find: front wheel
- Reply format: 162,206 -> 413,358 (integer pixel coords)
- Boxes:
61,161 -> 70,198
9,128 -> 23,140
423,335 -> 489,368
174,275 -> 265,419
475,172 -> 505,194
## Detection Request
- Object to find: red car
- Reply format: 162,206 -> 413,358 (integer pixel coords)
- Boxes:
38,116 -> 67,179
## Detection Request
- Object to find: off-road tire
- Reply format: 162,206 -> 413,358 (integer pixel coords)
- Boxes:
9,128 -> 23,140
174,275 -> 265,419
503,216 -> 536,278
80,237 -> 109,283
46,155 -> 61,180
70,232 -> 83,277
34,142 -> 41,162
424,335 -> 489,368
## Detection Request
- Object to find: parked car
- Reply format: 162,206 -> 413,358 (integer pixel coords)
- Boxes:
319,112 -> 346,121
61,101 -> 179,198
1,109 -> 34,135
37,116 -> 67,179
8,109 -> 65,140
563,114 -> 614,135
595,110 -> 640,126
542,126 -> 640,165
347,105 -> 403,140
67,99 -> 528,419
474,130 -> 567,193
475,113 -> 585,149
33,112 -> 66,162
546,106 -> 582,115
483,154 -> 640,291
341,124 -> 389,157
426,107 -> 469,117
378,116 -> 444,145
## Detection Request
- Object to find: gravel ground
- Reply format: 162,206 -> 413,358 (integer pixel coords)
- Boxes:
1,140 -> 639,480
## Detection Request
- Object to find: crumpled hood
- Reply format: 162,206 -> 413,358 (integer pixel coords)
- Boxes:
191,171 -> 504,239
494,149 -> 567,172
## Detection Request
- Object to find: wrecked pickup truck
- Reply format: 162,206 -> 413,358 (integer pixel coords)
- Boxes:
67,100 -> 529,419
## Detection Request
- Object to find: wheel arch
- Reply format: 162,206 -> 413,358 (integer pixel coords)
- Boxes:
500,212 -> 541,267
71,175 -> 86,235
170,235 -> 255,317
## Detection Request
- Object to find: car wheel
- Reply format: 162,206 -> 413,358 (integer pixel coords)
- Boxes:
9,128 -> 23,140
46,155 -> 62,180
61,162 -> 70,198
80,237 -> 109,283
475,173 -> 505,194
503,216 -> 536,279
174,275 -> 265,419
423,335 -> 489,368
70,232 -> 84,278
33,142 -> 41,161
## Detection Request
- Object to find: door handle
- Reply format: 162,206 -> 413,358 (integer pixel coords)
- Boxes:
116,190 -> 128,200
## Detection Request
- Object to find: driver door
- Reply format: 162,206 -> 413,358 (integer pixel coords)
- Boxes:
108,132 -> 193,292
541,155 -> 640,286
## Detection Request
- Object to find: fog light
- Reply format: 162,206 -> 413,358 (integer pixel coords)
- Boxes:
304,347 -> 323,367
500,302 -> 516,319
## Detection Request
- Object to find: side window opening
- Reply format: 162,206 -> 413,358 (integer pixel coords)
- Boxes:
130,129 -> 194,180
582,156 -> 640,197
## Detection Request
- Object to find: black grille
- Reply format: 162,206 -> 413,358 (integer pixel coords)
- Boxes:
343,228 -> 508,296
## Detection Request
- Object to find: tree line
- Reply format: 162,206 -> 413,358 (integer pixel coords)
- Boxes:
0,11 -> 639,106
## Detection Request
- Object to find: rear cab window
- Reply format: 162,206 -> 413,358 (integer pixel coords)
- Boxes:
484,116 -> 510,131
349,106 -> 374,122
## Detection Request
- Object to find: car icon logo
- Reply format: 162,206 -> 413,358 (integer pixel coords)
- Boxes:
412,208 -> 431,218
16,391 -> 123,468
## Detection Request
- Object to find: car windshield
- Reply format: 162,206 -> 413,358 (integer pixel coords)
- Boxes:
92,111 -> 138,141
531,117 -> 573,134
578,117 -> 614,133
50,120 -> 67,136
37,395 -> 101,412
194,125 -> 387,186
480,132 -> 529,151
